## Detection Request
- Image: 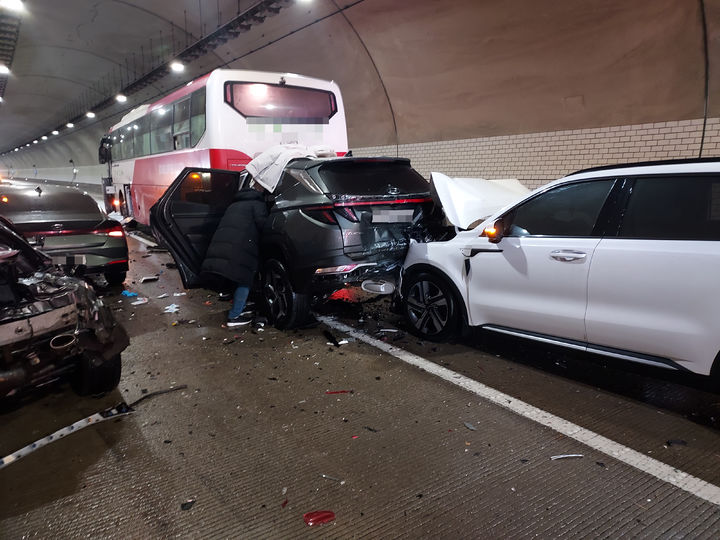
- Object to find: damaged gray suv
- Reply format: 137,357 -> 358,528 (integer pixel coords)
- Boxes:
0,222 -> 128,402
151,157 -> 440,328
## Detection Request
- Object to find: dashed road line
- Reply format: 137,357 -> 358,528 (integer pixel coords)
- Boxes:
319,316 -> 720,507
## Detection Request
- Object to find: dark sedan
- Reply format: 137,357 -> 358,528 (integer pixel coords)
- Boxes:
0,184 -> 129,285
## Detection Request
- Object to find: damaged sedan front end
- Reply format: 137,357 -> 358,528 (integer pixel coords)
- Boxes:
0,223 -> 128,401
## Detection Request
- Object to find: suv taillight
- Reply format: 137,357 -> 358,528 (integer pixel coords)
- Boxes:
301,206 -> 338,225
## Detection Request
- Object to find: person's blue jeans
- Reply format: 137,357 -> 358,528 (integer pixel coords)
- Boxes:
228,285 -> 250,319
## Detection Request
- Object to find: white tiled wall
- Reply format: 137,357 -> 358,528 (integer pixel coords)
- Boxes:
354,118 -> 720,188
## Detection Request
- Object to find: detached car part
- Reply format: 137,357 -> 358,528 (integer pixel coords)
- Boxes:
0,223 -> 128,400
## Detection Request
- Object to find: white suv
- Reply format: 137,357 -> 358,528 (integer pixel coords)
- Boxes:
400,160 -> 720,377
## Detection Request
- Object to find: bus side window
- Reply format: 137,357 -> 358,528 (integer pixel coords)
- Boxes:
134,116 -> 151,157
173,98 -> 191,150
151,107 -> 173,154
190,88 -> 206,147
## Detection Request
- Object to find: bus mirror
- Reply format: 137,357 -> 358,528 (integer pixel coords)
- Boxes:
98,137 -> 111,164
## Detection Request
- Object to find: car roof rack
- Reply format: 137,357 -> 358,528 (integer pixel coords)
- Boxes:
570,156 -> 720,176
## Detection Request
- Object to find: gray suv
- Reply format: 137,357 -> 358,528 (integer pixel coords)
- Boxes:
151,157 -> 438,328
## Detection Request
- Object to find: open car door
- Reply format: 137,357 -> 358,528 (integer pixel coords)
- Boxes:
150,168 -> 243,288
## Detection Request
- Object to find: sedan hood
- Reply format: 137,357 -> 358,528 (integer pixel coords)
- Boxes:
430,172 -> 530,229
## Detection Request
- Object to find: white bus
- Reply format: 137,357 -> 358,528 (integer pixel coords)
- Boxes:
100,68 -> 348,225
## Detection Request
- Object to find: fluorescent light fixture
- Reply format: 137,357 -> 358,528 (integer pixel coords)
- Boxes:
86,111 -> 96,118
52,130 -> 59,135
170,61 -> 185,73
66,122 -> 74,128
32,140 -> 37,144
14,148 -> 18,152
116,94 -> 127,103
0,65 -> 9,75
41,135 -> 47,140
0,0 -> 25,12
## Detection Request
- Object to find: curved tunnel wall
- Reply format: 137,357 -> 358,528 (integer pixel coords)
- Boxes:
2,0 -> 718,187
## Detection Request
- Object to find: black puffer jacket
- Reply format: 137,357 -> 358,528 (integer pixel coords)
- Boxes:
200,189 -> 268,286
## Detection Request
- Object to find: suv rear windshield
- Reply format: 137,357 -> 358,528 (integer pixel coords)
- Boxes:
315,161 -> 429,196
224,82 -> 337,123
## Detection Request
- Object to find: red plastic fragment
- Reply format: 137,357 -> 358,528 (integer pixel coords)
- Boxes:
351,435 -> 359,439
325,390 -> 351,395
281,499 -> 288,508
304,510 -> 335,526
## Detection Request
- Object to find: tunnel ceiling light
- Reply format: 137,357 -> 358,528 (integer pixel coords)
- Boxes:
0,0 -> 25,12
66,122 -> 74,128
51,130 -> 59,135
0,96 -> 3,103
32,140 -> 37,144
115,94 -> 127,103
41,135 -> 47,140
86,111 -> 95,118
170,61 -> 185,73
0,65 -> 9,75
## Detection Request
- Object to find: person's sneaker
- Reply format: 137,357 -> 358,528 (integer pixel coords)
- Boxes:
227,314 -> 253,327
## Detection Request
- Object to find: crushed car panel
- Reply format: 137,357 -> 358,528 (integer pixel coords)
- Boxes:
0,223 -> 128,400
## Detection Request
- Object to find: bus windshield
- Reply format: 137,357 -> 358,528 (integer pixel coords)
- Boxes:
224,82 -> 337,123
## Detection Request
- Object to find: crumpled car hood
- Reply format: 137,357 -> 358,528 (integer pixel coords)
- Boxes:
430,172 -> 530,229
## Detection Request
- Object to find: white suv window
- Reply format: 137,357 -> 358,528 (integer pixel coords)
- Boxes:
504,180 -> 614,237
619,176 -> 720,240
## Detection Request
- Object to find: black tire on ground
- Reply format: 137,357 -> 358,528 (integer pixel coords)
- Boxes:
71,353 -> 122,396
262,258 -> 310,330
402,270 -> 461,341
104,271 -> 127,286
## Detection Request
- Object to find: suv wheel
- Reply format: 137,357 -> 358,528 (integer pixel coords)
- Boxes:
262,258 -> 310,329
71,352 -> 122,396
403,271 -> 460,341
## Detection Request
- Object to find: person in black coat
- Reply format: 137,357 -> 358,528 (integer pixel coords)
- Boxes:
201,182 -> 268,326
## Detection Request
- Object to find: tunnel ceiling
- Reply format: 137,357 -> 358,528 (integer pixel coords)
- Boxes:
0,0 -> 717,156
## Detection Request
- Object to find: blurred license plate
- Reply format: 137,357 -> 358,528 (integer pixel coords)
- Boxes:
51,255 -> 87,265
372,209 -> 414,223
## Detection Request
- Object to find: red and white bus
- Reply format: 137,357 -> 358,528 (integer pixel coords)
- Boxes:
99,69 -> 347,225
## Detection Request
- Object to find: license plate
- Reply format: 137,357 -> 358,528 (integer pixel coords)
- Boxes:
372,209 -> 415,223
51,254 -> 87,266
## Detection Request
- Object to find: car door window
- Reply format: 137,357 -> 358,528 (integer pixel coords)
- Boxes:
504,180 -> 614,237
174,170 -> 239,212
619,176 -> 720,240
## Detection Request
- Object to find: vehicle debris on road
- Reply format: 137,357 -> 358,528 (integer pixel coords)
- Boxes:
550,454 -> 584,460
303,510 -> 336,526
0,402 -> 133,469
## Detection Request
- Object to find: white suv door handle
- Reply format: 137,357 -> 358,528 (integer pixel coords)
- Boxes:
550,250 -> 587,262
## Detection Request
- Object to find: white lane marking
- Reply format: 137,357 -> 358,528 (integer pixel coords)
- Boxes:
319,316 -> 720,507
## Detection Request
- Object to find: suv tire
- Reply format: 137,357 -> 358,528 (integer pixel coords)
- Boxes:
403,270 -> 461,341
262,258 -> 310,329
